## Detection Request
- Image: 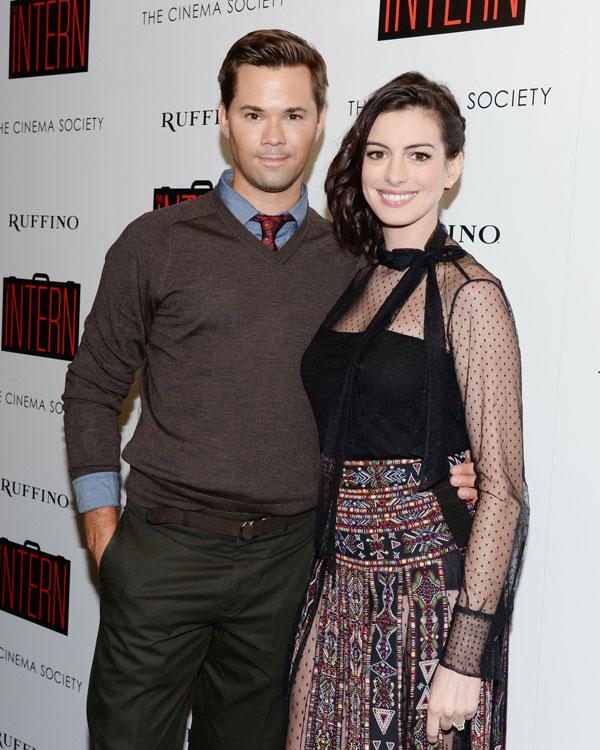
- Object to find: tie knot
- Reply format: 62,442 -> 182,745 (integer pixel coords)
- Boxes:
252,213 -> 294,251
376,246 -> 421,270
376,223 -> 465,270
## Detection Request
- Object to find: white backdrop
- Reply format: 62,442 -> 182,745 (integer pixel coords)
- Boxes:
1,1 -> 598,748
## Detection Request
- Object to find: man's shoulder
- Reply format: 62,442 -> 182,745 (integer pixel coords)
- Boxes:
305,207 -> 365,273
305,206 -> 335,242
125,191 -> 219,238
106,194 -> 221,273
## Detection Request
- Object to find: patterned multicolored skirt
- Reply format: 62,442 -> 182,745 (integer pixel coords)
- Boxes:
286,456 -> 504,750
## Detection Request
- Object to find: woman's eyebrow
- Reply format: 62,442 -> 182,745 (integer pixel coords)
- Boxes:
405,142 -> 435,149
365,141 -> 437,149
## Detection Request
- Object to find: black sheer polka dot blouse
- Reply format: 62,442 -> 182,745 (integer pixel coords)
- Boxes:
301,222 -> 529,680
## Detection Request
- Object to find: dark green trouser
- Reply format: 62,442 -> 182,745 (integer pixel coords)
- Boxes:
87,501 -> 315,750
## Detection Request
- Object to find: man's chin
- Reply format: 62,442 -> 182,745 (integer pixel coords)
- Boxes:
255,181 -> 297,194
249,169 -> 303,194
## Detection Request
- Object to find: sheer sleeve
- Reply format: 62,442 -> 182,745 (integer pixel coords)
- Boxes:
441,277 -> 529,679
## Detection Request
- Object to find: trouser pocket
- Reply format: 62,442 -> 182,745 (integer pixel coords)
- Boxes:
98,507 -> 127,579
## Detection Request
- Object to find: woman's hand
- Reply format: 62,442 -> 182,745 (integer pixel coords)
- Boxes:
426,664 -> 480,744
449,449 -> 478,503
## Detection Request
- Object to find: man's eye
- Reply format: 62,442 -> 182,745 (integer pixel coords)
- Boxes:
245,112 -> 261,121
288,113 -> 303,121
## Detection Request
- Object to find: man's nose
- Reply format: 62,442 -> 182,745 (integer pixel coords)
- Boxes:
261,118 -> 286,146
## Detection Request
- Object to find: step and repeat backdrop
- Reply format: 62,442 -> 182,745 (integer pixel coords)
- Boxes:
1,1 -> 598,748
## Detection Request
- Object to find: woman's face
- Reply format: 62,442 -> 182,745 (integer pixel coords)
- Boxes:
361,107 -> 462,247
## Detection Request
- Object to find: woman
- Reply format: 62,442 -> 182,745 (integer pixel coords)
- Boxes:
286,73 -> 528,750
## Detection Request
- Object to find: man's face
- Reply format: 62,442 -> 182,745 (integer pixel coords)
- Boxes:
219,64 -> 325,198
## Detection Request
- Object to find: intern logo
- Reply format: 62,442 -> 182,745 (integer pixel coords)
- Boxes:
378,0 -> 526,41
0,537 -> 70,635
2,273 -> 81,361
9,0 -> 90,79
153,180 -> 214,211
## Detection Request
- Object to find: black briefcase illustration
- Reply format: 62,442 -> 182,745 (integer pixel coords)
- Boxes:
2,273 -> 81,361
153,179 -> 214,210
0,537 -> 71,635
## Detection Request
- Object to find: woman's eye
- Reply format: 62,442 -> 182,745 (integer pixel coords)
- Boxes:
411,151 -> 431,162
366,150 -> 386,160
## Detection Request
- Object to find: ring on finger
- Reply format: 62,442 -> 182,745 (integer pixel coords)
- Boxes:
453,721 -> 466,731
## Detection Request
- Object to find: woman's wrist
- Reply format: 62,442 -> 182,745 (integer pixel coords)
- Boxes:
439,656 -> 481,679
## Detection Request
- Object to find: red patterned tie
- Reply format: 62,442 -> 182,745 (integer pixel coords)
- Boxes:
252,213 -> 294,252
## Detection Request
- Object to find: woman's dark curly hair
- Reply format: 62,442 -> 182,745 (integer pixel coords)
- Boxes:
325,72 -> 465,259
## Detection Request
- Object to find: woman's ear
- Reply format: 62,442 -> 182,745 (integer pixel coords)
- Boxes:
445,151 -> 464,190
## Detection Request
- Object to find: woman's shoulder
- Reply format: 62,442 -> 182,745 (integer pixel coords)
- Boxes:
440,249 -> 512,321
448,248 -> 501,286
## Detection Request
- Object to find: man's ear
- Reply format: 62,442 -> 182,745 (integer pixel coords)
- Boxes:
315,104 -> 327,141
218,102 -> 229,139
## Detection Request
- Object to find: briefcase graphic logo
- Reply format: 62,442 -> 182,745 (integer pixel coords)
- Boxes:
153,180 -> 214,210
9,0 -> 90,79
378,0 -> 526,40
0,537 -> 70,635
2,274 -> 81,361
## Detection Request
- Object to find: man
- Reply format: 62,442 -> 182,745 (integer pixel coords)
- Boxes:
63,29 -> 477,750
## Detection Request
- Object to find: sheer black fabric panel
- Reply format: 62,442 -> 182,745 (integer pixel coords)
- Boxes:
302,224 -> 529,679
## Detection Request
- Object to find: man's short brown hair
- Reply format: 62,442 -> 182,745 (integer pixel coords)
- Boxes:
218,29 -> 328,112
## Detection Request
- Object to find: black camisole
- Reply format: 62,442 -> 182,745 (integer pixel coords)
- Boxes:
301,327 -> 469,461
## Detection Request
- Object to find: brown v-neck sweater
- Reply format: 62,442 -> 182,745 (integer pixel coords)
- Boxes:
63,190 -> 361,514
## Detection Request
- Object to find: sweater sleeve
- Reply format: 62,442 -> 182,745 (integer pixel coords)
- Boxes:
441,278 -> 528,678
62,219 -> 158,482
